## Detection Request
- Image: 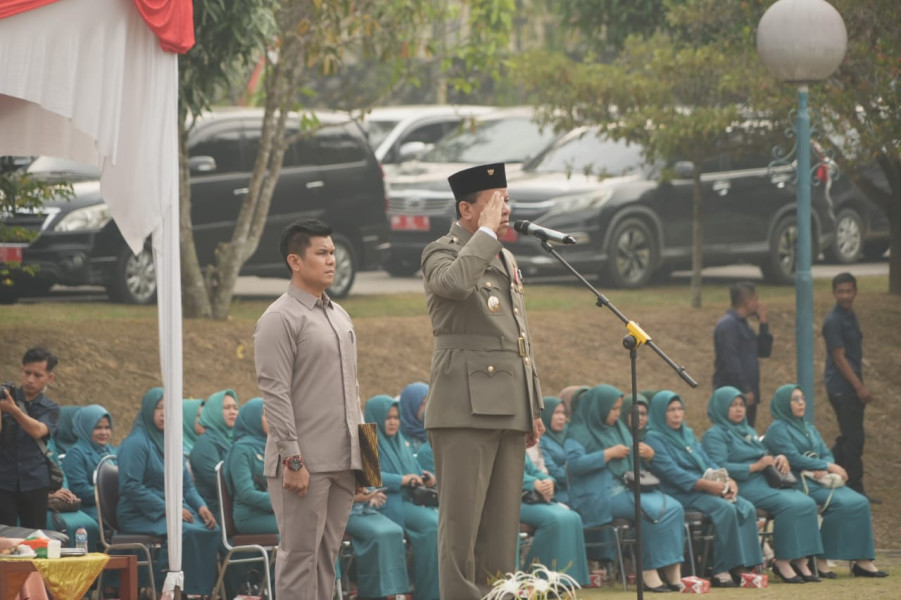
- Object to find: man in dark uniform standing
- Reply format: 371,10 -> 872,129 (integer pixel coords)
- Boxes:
421,163 -> 544,599
822,272 -> 876,500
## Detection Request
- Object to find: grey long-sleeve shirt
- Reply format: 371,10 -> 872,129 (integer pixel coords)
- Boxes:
254,283 -> 362,476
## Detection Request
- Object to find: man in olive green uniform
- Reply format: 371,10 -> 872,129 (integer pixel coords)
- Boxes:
422,163 -> 545,600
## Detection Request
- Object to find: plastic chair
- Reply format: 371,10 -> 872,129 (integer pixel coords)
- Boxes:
93,454 -> 165,599
212,461 -> 278,600
683,510 -> 715,578
583,518 -> 635,591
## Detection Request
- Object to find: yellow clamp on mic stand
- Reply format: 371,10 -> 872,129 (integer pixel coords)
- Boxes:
626,321 -> 652,349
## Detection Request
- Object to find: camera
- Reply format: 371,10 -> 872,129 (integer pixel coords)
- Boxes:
1,382 -> 15,399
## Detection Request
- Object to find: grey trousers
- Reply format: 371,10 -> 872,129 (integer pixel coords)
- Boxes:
430,428 -> 526,600
269,468 -> 356,600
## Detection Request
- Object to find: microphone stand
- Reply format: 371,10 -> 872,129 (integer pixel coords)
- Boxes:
533,238 -> 697,599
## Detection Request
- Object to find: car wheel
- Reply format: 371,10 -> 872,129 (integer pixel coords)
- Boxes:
383,256 -> 420,277
106,245 -> 157,305
862,240 -> 890,261
825,208 -> 863,264
760,217 -> 817,285
604,217 -> 656,288
327,234 -> 357,298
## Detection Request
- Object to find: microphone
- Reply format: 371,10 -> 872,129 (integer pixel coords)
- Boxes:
513,220 -> 576,245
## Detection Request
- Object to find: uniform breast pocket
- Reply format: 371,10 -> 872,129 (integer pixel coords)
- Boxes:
465,352 -> 523,416
477,282 -> 507,317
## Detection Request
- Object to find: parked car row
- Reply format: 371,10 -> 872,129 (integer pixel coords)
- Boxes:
384,123 -> 861,287
1,108 -> 387,304
0,104 -> 891,304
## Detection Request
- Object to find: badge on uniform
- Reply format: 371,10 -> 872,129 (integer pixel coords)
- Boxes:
487,295 -> 501,313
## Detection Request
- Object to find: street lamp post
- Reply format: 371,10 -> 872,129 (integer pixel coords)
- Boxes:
757,0 -> 847,419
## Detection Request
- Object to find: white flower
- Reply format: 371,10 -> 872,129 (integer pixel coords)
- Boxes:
483,571 -> 528,600
482,563 -> 581,600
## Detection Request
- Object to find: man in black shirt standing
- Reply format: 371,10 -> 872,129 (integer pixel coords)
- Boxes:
0,348 -> 61,528
822,272 -> 875,500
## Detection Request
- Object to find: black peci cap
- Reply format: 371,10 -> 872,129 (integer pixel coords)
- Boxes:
447,163 -> 507,200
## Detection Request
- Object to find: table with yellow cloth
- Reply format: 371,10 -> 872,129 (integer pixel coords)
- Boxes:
1,553 -> 109,600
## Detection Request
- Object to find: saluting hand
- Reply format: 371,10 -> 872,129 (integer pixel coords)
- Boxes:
477,191 -> 506,233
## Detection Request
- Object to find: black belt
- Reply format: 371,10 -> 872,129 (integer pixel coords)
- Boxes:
434,334 -> 529,357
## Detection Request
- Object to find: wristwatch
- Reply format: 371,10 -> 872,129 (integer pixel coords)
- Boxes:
283,455 -> 304,472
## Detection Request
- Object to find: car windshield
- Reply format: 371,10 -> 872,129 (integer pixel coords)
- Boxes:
365,119 -> 399,150
419,116 -> 557,164
27,156 -> 100,179
526,131 -> 646,178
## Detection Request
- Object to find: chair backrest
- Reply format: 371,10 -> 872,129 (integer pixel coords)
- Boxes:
215,461 -> 239,546
93,454 -> 120,544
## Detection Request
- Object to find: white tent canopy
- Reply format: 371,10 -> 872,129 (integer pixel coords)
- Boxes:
0,0 -> 186,594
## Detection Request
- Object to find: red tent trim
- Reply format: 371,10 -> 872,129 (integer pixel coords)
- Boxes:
0,0 -> 62,19
132,0 -> 195,54
0,0 -> 194,54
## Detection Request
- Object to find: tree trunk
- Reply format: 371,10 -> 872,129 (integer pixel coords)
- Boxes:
206,12 -> 304,319
178,120 -> 213,318
690,171 -> 704,308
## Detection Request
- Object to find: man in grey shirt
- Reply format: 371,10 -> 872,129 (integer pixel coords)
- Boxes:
254,219 -> 363,600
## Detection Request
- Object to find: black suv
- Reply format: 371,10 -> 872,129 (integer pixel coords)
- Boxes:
503,126 -> 836,287
1,108 -> 388,303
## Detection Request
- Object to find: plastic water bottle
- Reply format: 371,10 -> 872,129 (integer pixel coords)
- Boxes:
75,527 -> 88,552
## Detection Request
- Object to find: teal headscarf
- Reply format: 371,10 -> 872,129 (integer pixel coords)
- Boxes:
619,392 -> 650,440
228,398 -> 266,494
769,384 -> 809,436
200,389 -> 239,443
364,395 -> 422,476
71,404 -> 115,465
53,405 -> 82,453
399,382 -> 429,444
568,385 -> 632,479
707,386 -> 765,455
233,398 -> 265,445
540,397 -> 568,447
182,399 -> 204,453
647,390 -> 707,471
134,387 -> 165,455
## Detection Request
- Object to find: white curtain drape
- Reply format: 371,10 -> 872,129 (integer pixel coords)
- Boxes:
0,0 -> 185,593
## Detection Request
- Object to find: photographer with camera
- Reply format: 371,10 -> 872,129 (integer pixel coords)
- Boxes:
0,348 -> 61,529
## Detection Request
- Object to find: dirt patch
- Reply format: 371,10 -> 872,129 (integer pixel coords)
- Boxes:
3,282 -> 899,547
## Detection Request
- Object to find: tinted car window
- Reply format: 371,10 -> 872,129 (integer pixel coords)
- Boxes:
313,127 -> 367,165
420,116 -> 556,164
528,133 -> 645,177
281,131 -> 318,167
190,128 -> 247,173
